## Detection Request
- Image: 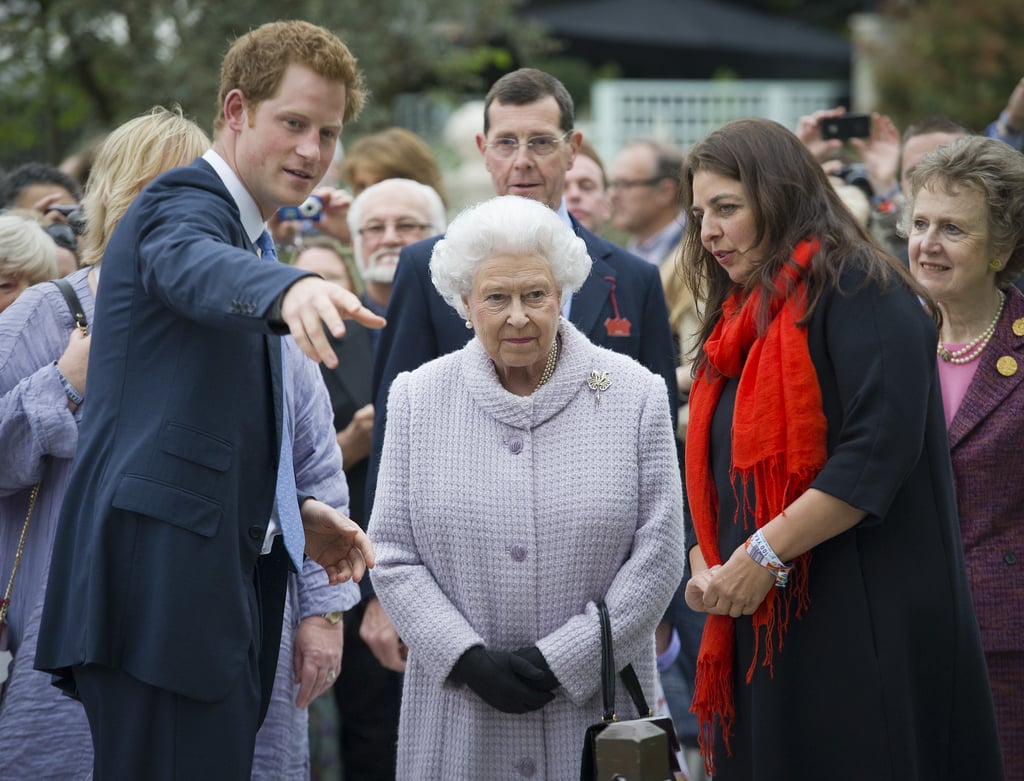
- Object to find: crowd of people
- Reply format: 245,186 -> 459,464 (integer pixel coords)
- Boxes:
0,17 -> 1021,781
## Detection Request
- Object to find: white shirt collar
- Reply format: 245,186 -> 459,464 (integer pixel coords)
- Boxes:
554,199 -> 576,319
555,199 -> 573,229
628,215 -> 685,265
202,149 -> 266,244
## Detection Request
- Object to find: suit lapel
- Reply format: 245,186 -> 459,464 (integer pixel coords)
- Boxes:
948,290 -> 1024,449
267,335 -> 285,453
569,218 -> 616,341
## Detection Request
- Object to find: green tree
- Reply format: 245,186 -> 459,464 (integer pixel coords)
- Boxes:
0,0 -> 553,169
873,0 -> 1024,132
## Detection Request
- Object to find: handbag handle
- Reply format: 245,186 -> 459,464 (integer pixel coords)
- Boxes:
597,599 -> 616,722
596,600 -> 654,722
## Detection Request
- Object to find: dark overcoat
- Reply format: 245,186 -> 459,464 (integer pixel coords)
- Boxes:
693,263 -> 1004,780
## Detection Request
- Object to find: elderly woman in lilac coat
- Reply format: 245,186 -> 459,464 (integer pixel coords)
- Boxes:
0,107 -> 352,780
368,195 -> 686,780
905,135 -> 1024,780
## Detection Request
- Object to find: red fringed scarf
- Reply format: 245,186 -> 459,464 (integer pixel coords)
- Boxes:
685,238 -> 827,775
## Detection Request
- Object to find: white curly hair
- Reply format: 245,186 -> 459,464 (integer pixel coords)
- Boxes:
429,195 -> 591,318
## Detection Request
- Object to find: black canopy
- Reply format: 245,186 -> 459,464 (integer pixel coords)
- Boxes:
524,0 -> 851,79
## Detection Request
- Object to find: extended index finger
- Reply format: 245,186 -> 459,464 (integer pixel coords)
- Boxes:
328,286 -> 386,331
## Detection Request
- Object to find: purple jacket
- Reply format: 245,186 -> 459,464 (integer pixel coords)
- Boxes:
947,285 -> 1024,654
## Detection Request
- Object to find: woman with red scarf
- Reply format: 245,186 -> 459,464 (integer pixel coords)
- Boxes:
678,118 -> 1003,780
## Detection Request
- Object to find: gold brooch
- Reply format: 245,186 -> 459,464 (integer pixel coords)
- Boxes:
997,356 -> 1018,377
586,370 -> 611,404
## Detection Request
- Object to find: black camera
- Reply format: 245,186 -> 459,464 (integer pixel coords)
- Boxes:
44,221 -> 78,252
44,203 -> 87,237
820,113 -> 871,141
834,162 -> 873,200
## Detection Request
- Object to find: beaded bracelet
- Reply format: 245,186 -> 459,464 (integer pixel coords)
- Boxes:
745,528 -> 792,588
54,361 -> 84,407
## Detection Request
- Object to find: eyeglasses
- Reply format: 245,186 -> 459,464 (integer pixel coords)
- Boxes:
607,176 -> 669,191
484,131 -> 573,159
357,221 -> 432,240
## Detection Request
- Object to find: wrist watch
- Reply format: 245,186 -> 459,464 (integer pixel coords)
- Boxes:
320,611 -> 343,624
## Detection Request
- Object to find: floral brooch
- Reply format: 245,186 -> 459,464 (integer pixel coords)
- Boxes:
586,370 -> 611,404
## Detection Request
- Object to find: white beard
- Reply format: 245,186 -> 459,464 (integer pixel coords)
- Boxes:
361,248 -> 399,284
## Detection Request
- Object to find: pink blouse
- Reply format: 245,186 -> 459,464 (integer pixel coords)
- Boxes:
936,347 -> 981,428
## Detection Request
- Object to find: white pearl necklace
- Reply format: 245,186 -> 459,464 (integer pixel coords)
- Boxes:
937,290 -> 1006,364
535,337 -> 559,388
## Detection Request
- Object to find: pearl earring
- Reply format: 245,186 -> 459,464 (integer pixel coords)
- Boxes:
465,319 -> 473,330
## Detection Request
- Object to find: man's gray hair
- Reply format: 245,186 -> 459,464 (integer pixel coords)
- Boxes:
347,178 -> 447,267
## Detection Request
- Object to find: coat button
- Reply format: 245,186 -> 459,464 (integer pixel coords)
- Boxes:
515,757 -> 536,777
510,544 -> 527,562
249,525 -> 264,540
508,436 -> 523,454
1004,551 -> 1017,565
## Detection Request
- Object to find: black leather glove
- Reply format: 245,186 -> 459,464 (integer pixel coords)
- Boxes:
513,645 -> 559,692
449,646 -> 555,714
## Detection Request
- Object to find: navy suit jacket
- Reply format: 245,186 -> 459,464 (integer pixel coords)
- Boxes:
35,160 -> 315,702
366,217 -> 678,530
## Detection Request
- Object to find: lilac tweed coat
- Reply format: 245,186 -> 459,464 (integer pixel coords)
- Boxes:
369,320 -> 686,780
946,285 -> 1024,775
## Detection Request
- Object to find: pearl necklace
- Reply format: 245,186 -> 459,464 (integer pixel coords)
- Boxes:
937,290 -> 1006,364
536,338 -> 559,388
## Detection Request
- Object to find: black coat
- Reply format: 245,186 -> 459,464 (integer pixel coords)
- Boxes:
691,264 -> 1003,780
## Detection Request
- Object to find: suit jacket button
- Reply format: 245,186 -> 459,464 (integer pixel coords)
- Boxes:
508,436 -> 523,454
249,525 -> 265,541
510,544 -> 527,562
1004,551 -> 1017,565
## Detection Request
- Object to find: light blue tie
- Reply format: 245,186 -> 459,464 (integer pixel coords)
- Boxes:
257,230 -> 305,570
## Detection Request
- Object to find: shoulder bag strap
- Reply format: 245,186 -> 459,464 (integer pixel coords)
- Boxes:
2,280 -> 86,630
50,278 -> 88,334
0,484 -> 40,629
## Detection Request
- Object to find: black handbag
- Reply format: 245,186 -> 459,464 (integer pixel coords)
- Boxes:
579,600 -> 681,780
